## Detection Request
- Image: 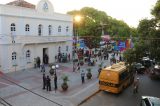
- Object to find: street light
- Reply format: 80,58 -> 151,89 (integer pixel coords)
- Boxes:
52,64 -> 59,75
73,15 -> 82,71
74,15 -> 82,44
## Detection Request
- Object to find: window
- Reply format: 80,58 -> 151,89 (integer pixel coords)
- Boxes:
58,26 -> 61,32
11,23 -> 16,31
48,25 -> 52,35
12,52 -> 17,66
26,50 -> 30,58
25,24 -> 30,31
119,70 -> 128,81
66,26 -> 69,32
38,24 -> 43,36
26,50 -> 31,63
12,52 -> 16,60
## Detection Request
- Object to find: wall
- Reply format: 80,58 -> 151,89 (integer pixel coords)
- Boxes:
1,16 -> 73,37
0,3 -> 73,73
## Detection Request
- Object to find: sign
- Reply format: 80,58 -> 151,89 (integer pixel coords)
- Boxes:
118,42 -> 126,48
118,41 -> 126,51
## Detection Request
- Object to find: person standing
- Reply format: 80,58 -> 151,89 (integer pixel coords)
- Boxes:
133,78 -> 139,94
46,76 -> 51,91
73,62 -> 75,72
37,57 -> 41,69
41,63 -> 45,73
98,67 -> 102,78
68,53 -> 70,62
119,55 -> 122,61
77,62 -> 80,72
42,73 -> 46,90
81,70 -> 85,84
54,74 -> 58,93
104,54 -> 106,60
106,53 -> 109,60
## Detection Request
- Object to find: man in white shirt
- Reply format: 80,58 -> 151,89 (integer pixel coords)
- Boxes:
81,70 -> 85,84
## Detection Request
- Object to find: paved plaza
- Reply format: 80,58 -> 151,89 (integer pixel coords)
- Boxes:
0,54 -> 119,106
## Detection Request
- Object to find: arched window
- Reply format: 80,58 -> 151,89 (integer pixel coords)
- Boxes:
38,24 -> 43,36
66,26 -> 69,32
11,23 -> 16,31
26,50 -> 31,63
48,25 -> 52,35
26,50 -> 30,58
12,52 -> 17,60
25,24 -> 30,31
58,26 -> 61,32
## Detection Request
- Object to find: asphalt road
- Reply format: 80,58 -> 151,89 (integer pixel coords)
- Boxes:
80,74 -> 160,106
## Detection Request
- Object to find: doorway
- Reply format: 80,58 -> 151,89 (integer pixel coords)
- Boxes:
43,48 -> 49,64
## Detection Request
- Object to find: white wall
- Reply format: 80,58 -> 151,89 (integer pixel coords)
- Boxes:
0,3 -> 73,73
1,16 -> 73,37
0,41 -> 72,73
0,16 -> 2,35
0,4 -> 72,22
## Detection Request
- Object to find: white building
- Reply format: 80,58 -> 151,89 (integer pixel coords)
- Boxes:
0,0 -> 73,73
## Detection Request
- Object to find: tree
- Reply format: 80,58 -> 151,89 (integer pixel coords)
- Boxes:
67,7 -> 136,48
151,0 -> 160,20
136,0 -> 160,62
137,18 -> 157,37
123,48 -> 136,71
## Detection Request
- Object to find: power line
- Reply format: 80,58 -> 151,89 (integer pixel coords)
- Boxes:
78,36 -> 160,40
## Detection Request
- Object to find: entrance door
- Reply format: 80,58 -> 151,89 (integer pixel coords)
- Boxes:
43,48 -> 49,64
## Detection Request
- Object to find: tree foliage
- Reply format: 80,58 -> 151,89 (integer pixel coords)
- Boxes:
136,0 -> 160,62
151,0 -> 160,20
67,7 -> 136,48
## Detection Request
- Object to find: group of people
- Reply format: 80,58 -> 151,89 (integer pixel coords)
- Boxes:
42,73 -> 58,92
55,53 -> 70,63
34,57 -> 41,69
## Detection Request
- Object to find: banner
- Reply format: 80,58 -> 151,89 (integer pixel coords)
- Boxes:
118,41 -> 126,51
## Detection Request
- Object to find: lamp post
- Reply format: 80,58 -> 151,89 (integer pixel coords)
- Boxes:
73,15 -> 82,71
100,22 -> 107,56
74,15 -> 82,47
52,64 -> 59,75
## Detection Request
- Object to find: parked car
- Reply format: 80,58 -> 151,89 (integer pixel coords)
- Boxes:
133,63 -> 146,74
140,96 -> 160,106
149,65 -> 160,80
141,57 -> 153,68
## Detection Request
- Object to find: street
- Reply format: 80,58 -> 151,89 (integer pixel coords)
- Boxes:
80,74 -> 160,106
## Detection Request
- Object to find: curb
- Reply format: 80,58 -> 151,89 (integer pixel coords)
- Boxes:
77,89 -> 101,106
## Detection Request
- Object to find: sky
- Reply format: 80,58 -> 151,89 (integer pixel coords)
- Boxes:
0,0 -> 157,27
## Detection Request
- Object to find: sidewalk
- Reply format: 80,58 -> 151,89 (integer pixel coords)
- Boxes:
0,54 -> 119,106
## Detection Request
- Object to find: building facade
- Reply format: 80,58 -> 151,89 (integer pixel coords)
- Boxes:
0,0 -> 73,73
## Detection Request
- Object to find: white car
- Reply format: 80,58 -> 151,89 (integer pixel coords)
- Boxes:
140,96 -> 160,106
